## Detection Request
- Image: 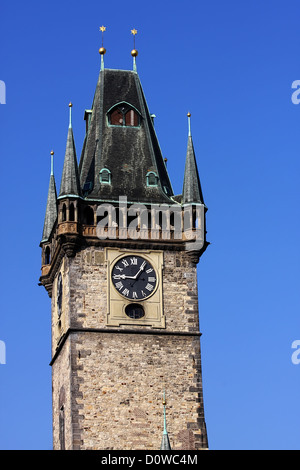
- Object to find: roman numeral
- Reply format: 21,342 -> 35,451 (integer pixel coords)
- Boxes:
146,268 -> 153,274
122,259 -> 129,267
122,288 -> 130,297
115,281 -> 123,290
145,283 -> 154,292
148,277 -> 156,283
130,257 -> 138,265
115,265 -> 123,272
132,292 -> 138,299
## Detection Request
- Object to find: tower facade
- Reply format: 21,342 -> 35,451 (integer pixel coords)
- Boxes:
39,48 -> 209,451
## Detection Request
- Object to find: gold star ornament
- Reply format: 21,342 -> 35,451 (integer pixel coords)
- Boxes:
99,25 -> 106,55
131,28 -> 138,57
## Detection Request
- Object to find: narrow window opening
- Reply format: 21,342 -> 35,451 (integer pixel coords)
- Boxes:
83,206 -> 94,225
59,405 -> 65,450
45,246 -> 51,265
69,203 -> 75,222
62,204 -> 67,222
57,273 -> 62,319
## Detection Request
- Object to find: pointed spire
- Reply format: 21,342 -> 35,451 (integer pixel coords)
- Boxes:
99,26 -> 106,71
68,100 -> 72,128
160,391 -> 172,450
188,111 -> 192,136
182,112 -> 204,205
58,103 -> 81,199
42,151 -> 58,242
131,28 -> 138,72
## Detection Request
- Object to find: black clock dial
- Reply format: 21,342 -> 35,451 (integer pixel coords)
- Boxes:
111,255 -> 157,301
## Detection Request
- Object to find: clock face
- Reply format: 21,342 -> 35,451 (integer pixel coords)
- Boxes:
111,255 -> 157,301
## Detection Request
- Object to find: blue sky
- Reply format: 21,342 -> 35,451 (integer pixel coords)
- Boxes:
0,0 -> 299,450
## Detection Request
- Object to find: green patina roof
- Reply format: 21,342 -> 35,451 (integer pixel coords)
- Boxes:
58,108 -> 81,199
182,131 -> 204,206
42,172 -> 57,242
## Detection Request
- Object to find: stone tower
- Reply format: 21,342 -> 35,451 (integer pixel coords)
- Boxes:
39,43 -> 209,450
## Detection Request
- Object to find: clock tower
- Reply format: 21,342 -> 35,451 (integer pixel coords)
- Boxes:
39,40 -> 209,450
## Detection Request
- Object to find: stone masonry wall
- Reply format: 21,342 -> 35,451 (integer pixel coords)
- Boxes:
69,331 -> 206,450
51,247 -> 208,450
64,247 -> 201,333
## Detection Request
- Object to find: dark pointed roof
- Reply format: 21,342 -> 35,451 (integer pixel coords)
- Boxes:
59,106 -> 81,199
79,69 -> 174,204
41,159 -> 58,242
182,130 -> 204,205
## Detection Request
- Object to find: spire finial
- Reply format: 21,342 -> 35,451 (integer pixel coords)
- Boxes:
187,112 -> 192,137
69,102 -> 73,128
160,390 -> 172,450
50,150 -> 54,176
162,390 -> 167,434
99,26 -> 106,71
131,28 -> 138,72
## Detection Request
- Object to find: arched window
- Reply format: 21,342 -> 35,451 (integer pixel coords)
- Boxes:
100,168 -> 111,185
108,103 -> 140,127
146,171 -> 158,187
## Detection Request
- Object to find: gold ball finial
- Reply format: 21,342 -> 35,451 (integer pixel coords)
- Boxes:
69,102 -> 73,107
50,150 -> 54,155
187,112 -> 191,117
131,29 -> 138,59
99,26 -> 106,56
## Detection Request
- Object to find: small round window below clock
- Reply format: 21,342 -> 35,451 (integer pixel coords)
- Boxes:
125,303 -> 145,320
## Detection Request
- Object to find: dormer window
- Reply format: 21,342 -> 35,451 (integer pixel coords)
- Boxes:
110,108 -> 123,126
125,109 -> 139,126
100,168 -> 111,184
146,171 -> 158,187
108,103 -> 140,127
